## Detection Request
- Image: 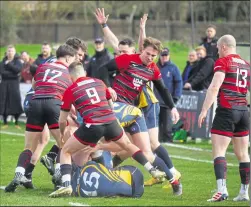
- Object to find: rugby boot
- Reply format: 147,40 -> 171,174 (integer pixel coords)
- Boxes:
40,155 -> 55,176
49,186 -> 73,198
163,170 -> 182,189
233,192 -> 249,201
207,192 -> 228,202
5,177 -> 21,192
149,168 -> 166,181
171,180 -> 183,196
20,175 -> 35,189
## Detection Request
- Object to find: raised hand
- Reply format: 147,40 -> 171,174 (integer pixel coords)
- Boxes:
140,13 -> 148,29
94,8 -> 109,25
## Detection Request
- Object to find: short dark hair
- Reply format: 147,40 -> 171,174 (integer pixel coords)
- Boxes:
65,37 -> 87,53
42,41 -> 51,46
119,38 -> 135,47
56,44 -> 77,59
207,24 -> 216,30
30,64 -> 38,77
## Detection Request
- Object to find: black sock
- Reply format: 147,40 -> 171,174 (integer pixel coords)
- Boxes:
239,162 -> 250,184
61,164 -> 72,187
47,145 -> 59,162
17,149 -> 32,168
14,114 -> 19,125
56,149 -> 61,164
25,163 -> 35,179
214,157 -> 227,180
92,156 -> 105,165
153,156 -> 174,181
112,155 -> 124,168
154,145 -> 174,169
132,150 -> 148,166
3,114 -> 7,125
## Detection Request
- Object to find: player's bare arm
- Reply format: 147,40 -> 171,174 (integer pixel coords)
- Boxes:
59,110 -> 69,136
94,8 -> 120,54
198,71 -> 225,128
138,14 -> 148,53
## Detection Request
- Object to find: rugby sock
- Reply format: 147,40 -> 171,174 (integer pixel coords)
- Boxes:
112,155 -> 124,168
214,157 -> 227,193
47,145 -> 59,162
154,145 -> 174,169
25,163 -> 35,179
15,149 -> 32,179
56,149 -> 61,164
61,164 -> 72,187
132,150 -> 155,172
239,162 -> 250,194
153,156 -> 175,183
54,163 -> 61,178
3,114 -> 8,125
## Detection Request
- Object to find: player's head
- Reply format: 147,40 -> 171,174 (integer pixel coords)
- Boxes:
217,34 -> 236,58
68,61 -> 86,82
140,37 -> 162,65
118,38 -> 136,55
65,37 -> 87,62
56,44 -> 77,66
206,24 -> 216,39
29,64 -> 38,77
41,42 -> 52,58
195,46 -> 207,60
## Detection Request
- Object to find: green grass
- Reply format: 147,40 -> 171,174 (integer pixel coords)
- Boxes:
0,41 -> 188,72
0,124 -> 249,206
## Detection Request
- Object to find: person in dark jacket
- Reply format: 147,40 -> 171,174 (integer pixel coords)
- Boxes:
183,46 -> 214,91
200,24 -> 219,61
0,45 -> 23,129
182,50 -> 198,84
86,37 -> 113,78
34,42 -> 55,66
154,48 -> 183,142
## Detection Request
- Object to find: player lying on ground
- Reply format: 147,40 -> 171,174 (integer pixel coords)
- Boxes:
49,61 -> 165,197
198,34 -> 250,202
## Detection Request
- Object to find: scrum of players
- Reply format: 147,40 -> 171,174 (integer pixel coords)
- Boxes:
4,8 -> 250,203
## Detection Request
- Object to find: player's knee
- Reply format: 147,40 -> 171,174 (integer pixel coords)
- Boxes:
234,150 -> 249,162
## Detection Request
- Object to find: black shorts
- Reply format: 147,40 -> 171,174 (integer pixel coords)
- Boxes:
211,107 -> 250,138
73,120 -> 123,147
26,98 -> 61,132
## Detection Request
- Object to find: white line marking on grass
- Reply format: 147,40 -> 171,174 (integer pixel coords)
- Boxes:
162,142 -> 235,156
0,131 -> 55,142
0,186 -> 6,190
170,155 -> 238,167
69,202 -> 89,206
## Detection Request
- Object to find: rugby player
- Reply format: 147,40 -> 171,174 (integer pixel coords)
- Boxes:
49,61 -> 165,197
5,44 -> 77,193
198,34 -> 250,202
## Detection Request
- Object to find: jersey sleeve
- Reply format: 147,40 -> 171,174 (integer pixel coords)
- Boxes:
152,64 -> 162,80
61,87 -> 73,111
114,54 -> 130,72
214,58 -> 227,73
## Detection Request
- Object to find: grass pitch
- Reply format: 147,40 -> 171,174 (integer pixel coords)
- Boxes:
0,123 -> 249,206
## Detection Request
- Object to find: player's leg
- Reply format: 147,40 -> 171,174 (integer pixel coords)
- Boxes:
5,101 -> 44,192
232,110 -> 250,201
207,108 -> 233,202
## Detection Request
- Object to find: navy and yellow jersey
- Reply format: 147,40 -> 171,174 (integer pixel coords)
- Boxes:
71,161 -> 144,198
137,83 -> 158,109
77,101 -> 147,134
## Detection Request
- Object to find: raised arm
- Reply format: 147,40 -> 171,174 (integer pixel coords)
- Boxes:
138,14 -> 148,53
94,8 -> 120,54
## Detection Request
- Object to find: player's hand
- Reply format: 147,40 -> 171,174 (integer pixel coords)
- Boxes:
140,13 -> 148,29
183,82 -> 192,89
198,110 -> 207,128
171,107 -> 180,124
94,8 -> 109,25
108,87 -> 117,101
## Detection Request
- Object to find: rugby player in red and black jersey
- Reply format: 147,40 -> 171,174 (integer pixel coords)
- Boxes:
198,35 -> 250,202
49,61 -> 165,197
5,44 -> 77,193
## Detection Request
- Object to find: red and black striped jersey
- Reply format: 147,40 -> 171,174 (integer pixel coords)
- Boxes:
33,61 -> 72,100
113,54 -> 161,105
61,77 -> 116,124
214,54 -> 250,110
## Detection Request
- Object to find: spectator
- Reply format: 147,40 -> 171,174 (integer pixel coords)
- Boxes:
34,42 -> 55,66
183,46 -> 214,91
86,37 -> 113,78
0,45 -> 23,129
154,47 -> 183,143
200,24 -> 219,61
182,50 -> 198,84
20,51 -> 34,83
